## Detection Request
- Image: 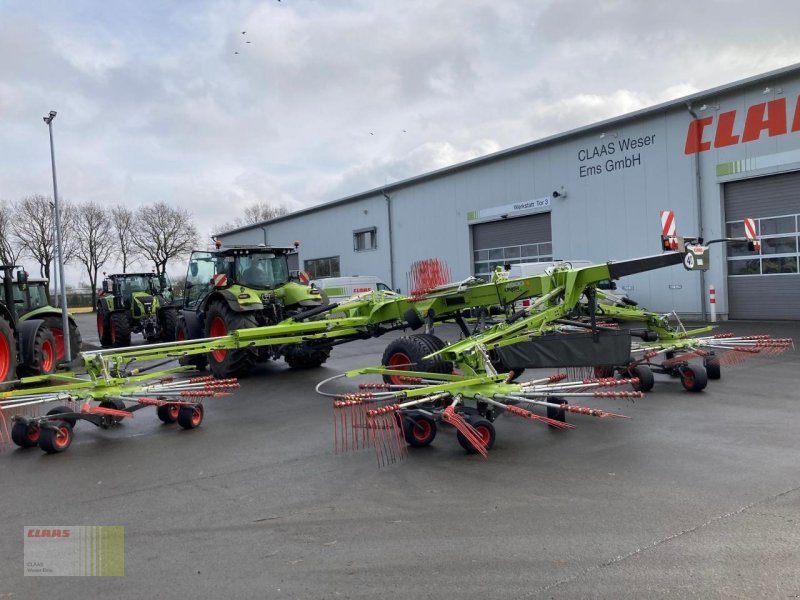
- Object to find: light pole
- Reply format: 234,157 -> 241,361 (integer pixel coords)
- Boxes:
43,111 -> 71,363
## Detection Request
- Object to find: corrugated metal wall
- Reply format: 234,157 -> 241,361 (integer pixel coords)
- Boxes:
471,212 -> 552,248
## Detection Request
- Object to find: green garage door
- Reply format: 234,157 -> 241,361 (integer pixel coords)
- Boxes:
471,212 -> 552,279
724,171 -> 800,319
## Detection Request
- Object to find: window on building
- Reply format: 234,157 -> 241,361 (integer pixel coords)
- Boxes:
304,256 -> 341,279
726,214 -> 800,276
472,242 -> 554,280
353,227 -> 377,252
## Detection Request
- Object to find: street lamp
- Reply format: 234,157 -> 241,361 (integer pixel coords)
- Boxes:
43,110 -> 71,363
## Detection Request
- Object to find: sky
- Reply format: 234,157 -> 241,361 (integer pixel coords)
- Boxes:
2,0 -> 800,285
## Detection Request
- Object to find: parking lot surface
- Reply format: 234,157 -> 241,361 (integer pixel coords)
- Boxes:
1,315 -> 798,599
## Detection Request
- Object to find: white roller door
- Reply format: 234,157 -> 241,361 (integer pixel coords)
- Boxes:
471,213 -> 552,279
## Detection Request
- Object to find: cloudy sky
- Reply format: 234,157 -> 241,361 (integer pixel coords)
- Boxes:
2,0 -> 800,281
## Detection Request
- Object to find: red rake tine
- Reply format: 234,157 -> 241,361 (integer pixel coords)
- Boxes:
442,406 -> 488,457
504,403 -> 575,429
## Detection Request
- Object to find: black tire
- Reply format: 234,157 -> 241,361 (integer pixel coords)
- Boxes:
704,357 -> 721,380
402,414 -> 437,447
546,396 -> 567,425
205,301 -> 258,378
284,347 -> 331,369
159,308 -> 178,342
38,421 -> 73,453
680,364 -> 708,392
11,421 -> 40,448
628,364 -> 655,392
22,327 -> 57,376
157,403 -> 180,423
46,405 -> 77,428
42,316 -> 82,363
99,399 -> 127,424
456,418 -> 495,453
380,334 -> 451,385
97,309 -> 112,348
110,312 -> 132,348
176,316 -> 208,371
0,314 -> 18,383
177,403 -> 204,429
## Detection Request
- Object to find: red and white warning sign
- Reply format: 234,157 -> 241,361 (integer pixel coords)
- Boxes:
213,273 -> 228,288
744,218 -> 757,240
660,210 -> 676,237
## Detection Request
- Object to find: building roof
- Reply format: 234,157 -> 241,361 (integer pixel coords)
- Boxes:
216,62 -> 800,238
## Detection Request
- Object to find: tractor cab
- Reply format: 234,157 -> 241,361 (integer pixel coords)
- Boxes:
183,245 -> 298,311
11,277 -> 51,318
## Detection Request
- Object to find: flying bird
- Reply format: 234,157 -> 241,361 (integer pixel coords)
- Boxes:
242,31 -> 246,34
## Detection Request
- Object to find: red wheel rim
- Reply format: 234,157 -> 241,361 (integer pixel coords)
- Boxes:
27,425 -> 40,444
176,328 -> 186,341
54,426 -> 70,449
684,370 -> 695,386
191,406 -> 202,426
50,327 -> 65,361
475,425 -> 491,445
209,317 -> 227,362
110,321 -> 117,342
169,404 -> 179,419
387,351 -> 411,385
0,331 -> 10,381
96,313 -> 104,339
412,419 -> 432,442
41,339 -> 54,373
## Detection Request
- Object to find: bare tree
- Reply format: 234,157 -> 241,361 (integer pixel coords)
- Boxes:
110,205 -> 139,271
133,202 -> 198,276
0,200 -> 23,266
216,200 -> 290,233
74,202 -> 115,308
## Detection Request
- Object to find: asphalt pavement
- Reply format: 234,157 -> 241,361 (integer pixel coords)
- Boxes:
0,314 -> 798,599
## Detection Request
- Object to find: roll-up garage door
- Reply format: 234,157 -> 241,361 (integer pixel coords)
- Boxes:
724,171 -> 800,319
471,212 -> 552,279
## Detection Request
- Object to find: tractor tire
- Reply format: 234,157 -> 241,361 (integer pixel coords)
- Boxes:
110,312 -> 132,348
0,314 -> 18,383
159,308 -> 178,342
380,334 -> 451,385
38,421 -> 73,453
11,421 -> 40,448
284,347 -> 331,369
46,405 -> 77,428
402,414 -> 437,447
456,418 -> 495,453
157,403 -> 180,423
627,364 -> 655,392
177,404 -> 204,429
42,316 -> 82,363
680,364 -> 707,392
22,327 -> 57,376
176,316 -> 207,371
97,310 -> 112,348
205,301 -> 258,378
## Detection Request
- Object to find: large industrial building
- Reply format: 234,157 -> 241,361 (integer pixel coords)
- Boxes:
217,64 -> 800,320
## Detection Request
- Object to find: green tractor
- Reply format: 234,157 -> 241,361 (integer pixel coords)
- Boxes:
1,265 -> 81,383
10,274 -> 82,364
97,272 -> 179,348
176,243 -> 328,378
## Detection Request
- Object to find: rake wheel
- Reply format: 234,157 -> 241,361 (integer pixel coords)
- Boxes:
402,414 -> 437,447
457,418 -> 495,454
680,364 -> 707,392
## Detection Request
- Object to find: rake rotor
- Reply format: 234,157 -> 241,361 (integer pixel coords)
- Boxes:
321,368 -> 640,467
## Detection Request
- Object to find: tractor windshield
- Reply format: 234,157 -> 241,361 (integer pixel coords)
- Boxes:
11,281 -> 49,315
236,252 -> 289,290
120,275 -> 151,295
